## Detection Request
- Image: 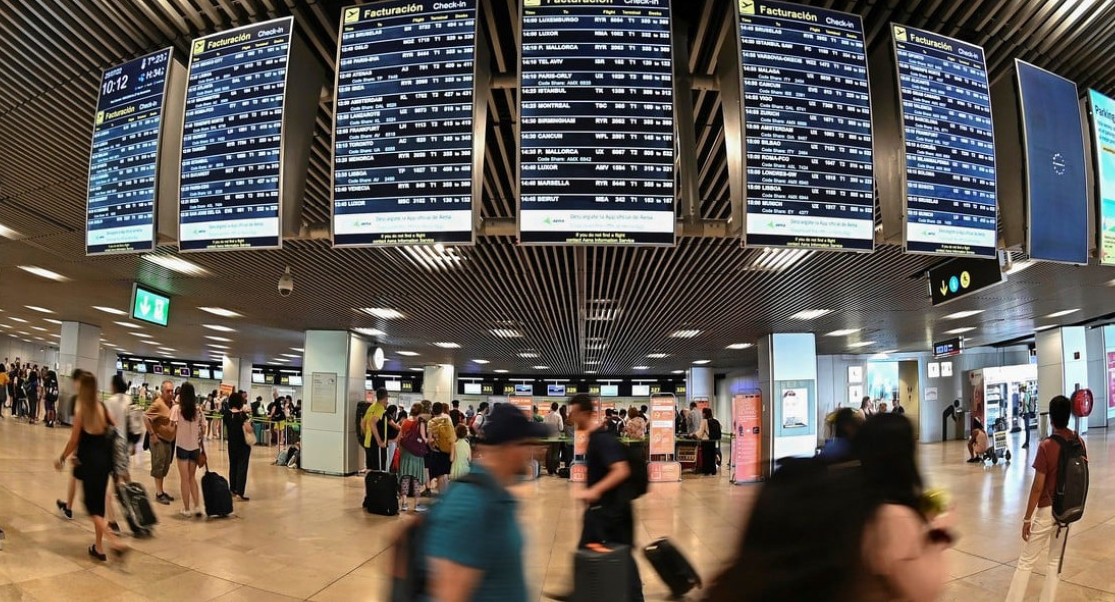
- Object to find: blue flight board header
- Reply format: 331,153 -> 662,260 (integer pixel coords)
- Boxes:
333,1 -> 478,247
519,0 -> 675,245
1016,61 -> 1088,264
1091,89 -> 1115,265
892,25 -> 997,258
179,18 -> 294,251
87,48 -> 175,255
739,1 -> 874,251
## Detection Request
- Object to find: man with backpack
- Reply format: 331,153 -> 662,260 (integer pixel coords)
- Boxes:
1006,395 -> 1088,602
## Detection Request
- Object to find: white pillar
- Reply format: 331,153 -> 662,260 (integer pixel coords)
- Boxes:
301,330 -> 367,475
758,333 -> 818,472
59,322 -> 101,423
221,356 -> 254,394
687,366 -> 715,411
423,364 -> 455,405
1037,326 -> 1089,434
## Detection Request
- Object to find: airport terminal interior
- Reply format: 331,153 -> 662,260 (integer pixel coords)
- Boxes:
4,0 -> 1115,600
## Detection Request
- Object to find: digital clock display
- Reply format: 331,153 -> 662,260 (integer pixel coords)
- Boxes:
86,48 -> 175,255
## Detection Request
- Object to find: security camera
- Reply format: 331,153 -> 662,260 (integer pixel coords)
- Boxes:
278,266 -> 294,297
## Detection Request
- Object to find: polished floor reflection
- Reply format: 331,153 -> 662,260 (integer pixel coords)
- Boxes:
1,419 -> 1113,601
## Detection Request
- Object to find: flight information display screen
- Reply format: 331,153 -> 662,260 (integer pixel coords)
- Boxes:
739,1 -> 874,251
519,0 -> 675,245
1091,89 -> 1115,265
87,48 -> 174,255
333,1 -> 478,246
893,25 -> 996,257
179,18 -> 294,251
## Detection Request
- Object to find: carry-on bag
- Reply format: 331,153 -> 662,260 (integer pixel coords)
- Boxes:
574,542 -> 631,602
364,470 -> 400,516
643,538 -> 701,598
116,481 -> 158,536
201,469 -> 234,517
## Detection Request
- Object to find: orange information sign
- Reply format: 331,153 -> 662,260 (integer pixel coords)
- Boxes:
732,393 -> 763,483
648,461 -> 681,482
649,396 -> 676,456
508,396 -> 533,417
219,383 -> 234,398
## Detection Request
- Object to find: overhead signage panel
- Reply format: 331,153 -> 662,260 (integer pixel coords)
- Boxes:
738,1 -> 875,251
892,25 -> 997,258
87,48 -> 177,255
131,284 -> 171,327
1089,90 -> 1115,265
933,337 -> 963,358
518,0 -> 675,245
179,18 -> 295,251
332,1 -> 480,246
1016,61 -> 1088,264
927,255 -> 1004,306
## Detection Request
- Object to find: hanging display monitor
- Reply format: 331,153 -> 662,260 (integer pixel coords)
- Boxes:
332,1 -> 483,246
87,48 -> 183,255
993,60 -> 1088,264
519,0 -> 675,245
179,18 -> 321,251
872,25 -> 996,258
737,1 -> 874,251
1089,90 -> 1115,265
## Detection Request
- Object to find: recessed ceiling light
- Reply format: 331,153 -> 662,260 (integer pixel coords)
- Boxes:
354,327 -> 386,337
0,325 -> 10,329
280,353 -> 301,358
1046,309 -> 1080,318
198,307 -> 241,318
490,328 -> 524,338
944,310 -> 983,320
585,370 -> 597,374
50,333 -> 60,338
0,223 -> 21,239
113,321 -> 141,329
24,305 -> 53,314
157,347 -> 176,353
18,266 -> 70,281
848,341 -> 875,348
646,353 -> 669,359
16,331 -> 29,335
207,343 -> 229,349
1005,260 -> 1035,275
141,254 -> 212,276
790,309 -> 832,320
397,351 -> 420,357
826,329 -> 860,337
494,369 -> 509,374
692,360 -> 711,365
669,329 -> 701,338
533,365 -> 550,370
726,343 -> 753,350
1035,324 -> 1058,332
362,308 -> 405,320
291,347 -> 304,352
31,326 -> 48,332
472,359 -> 490,364
204,335 -> 232,342
587,308 -> 619,321
43,318 -> 61,325
632,365 -> 650,370
410,367 -> 424,372
434,342 -> 461,349
9,317 -> 28,323
744,248 -> 814,272
671,369 -> 685,374
945,327 -> 976,334
584,360 -> 599,365
130,332 -> 153,338
202,324 -> 236,332
518,352 -> 540,358
94,306 -> 127,315
270,357 -> 291,363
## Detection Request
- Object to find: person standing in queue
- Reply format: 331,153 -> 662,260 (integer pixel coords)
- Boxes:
145,381 -> 177,505
361,388 -> 390,471
170,383 -> 206,518
222,391 -> 252,501
566,393 -> 643,601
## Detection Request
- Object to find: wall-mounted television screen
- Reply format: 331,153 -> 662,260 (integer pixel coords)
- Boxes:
198,369 -> 211,380
631,384 -> 651,397
546,384 -> 566,396
514,383 -> 534,395
251,373 -> 265,384
289,375 -> 303,387
464,383 -> 482,395
384,380 -> 402,392
600,384 -> 619,397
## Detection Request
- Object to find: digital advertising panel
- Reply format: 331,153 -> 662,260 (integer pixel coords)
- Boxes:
1090,89 -> 1115,265
519,0 -> 675,245
737,1 -> 875,251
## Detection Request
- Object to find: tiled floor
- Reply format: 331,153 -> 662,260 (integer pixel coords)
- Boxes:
1,419 -> 1113,601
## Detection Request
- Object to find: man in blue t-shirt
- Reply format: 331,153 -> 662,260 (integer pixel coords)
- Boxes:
423,403 -> 548,602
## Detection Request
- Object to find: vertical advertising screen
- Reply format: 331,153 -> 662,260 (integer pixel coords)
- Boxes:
519,0 -> 675,245
892,25 -> 996,257
738,1 -> 874,251
333,1 -> 478,246
1090,90 -> 1115,265
87,48 -> 175,255
179,18 -> 294,251
1016,61 -> 1088,264
731,393 -> 762,483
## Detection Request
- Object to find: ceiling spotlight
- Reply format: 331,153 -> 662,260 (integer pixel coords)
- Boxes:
434,342 -> 461,349
18,266 -> 70,281
518,352 -> 540,358
632,365 -> 650,370
726,343 -> 752,350
494,369 -> 509,374
943,310 -> 983,320
671,369 -> 685,374
790,309 -> 832,320
362,307 -> 405,320
291,347 -> 304,352
1046,309 -> 1080,319
397,351 -> 420,357
472,359 -> 490,364
24,305 -> 53,314
206,335 -> 233,342
692,360 -> 711,365
668,329 -> 701,339
354,327 -> 386,337
141,254 -> 211,277
9,317 -> 28,323
533,365 -> 550,370
198,307 -> 242,318
945,327 -> 976,335
114,320 -> 141,329
490,328 -> 524,338
94,306 -> 127,316
202,324 -> 236,332
646,353 -> 669,359
826,329 -> 860,337
848,341 -> 875,348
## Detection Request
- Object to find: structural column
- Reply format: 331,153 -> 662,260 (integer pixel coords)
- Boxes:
1036,326 -> 1089,434
423,364 -> 455,406
301,330 -> 367,475
687,366 -> 715,411
221,356 -> 254,395
59,322 -> 101,424
757,333 -> 818,474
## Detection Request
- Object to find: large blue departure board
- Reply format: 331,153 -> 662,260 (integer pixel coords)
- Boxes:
892,25 -> 996,257
87,48 -> 176,255
333,1 -> 479,246
179,18 -> 294,251
519,0 -> 675,245
738,1 -> 874,251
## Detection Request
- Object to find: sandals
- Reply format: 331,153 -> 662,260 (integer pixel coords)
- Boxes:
88,545 -> 107,561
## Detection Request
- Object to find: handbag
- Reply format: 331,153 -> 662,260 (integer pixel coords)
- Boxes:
399,419 -> 428,456
243,415 -> 257,446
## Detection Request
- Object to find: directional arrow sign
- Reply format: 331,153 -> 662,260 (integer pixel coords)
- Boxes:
131,284 -> 171,327
926,257 -> 1004,306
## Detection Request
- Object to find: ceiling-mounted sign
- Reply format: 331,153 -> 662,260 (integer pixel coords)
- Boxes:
993,60 -> 1088,264
933,337 -> 963,358
87,48 -> 183,255
131,284 -> 171,327
1088,89 -> 1115,265
872,25 -> 997,258
518,0 -> 675,245
332,1 -> 482,246
737,1 -> 875,251
927,255 -> 1004,305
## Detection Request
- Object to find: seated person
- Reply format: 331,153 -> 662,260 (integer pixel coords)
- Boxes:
967,418 -> 991,463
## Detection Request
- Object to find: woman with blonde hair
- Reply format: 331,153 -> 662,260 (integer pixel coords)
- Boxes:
52,372 -> 128,561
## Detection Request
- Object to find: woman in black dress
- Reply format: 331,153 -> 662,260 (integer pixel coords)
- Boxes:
53,372 -> 128,561
222,391 -> 252,501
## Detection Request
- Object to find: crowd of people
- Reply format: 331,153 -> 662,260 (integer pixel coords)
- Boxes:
0,360 -> 61,426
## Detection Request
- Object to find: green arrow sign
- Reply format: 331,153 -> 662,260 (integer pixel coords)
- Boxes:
132,284 -> 170,327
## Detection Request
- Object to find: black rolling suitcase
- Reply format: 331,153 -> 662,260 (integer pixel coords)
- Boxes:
364,470 -> 399,516
117,481 -> 158,537
644,538 -> 701,598
201,469 -> 234,517
574,543 -> 631,602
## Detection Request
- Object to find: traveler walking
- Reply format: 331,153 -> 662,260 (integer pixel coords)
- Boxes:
222,391 -> 252,501
171,383 -> 206,518
145,381 -> 177,505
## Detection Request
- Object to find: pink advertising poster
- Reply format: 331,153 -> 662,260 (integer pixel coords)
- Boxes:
732,393 -> 762,483
1107,352 -> 1115,410
649,397 -> 676,456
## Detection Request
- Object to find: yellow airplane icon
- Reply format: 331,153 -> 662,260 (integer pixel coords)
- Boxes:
740,0 -> 755,15
344,7 -> 360,24
193,39 -> 206,55
894,26 -> 907,42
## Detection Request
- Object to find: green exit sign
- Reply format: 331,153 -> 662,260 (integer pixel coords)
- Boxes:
131,284 -> 170,327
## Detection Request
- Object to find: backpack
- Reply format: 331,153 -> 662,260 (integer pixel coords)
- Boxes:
428,416 -> 454,454
708,418 -> 722,441
1049,434 -> 1088,525
399,419 -> 429,456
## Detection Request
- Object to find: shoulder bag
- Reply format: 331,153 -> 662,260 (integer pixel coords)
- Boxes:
243,413 -> 257,446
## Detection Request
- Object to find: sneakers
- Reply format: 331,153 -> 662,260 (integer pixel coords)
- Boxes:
179,509 -> 192,518
400,502 -> 409,512
56,500 -> 73,520
155,493 -> 173,505
414,504 -> 429,513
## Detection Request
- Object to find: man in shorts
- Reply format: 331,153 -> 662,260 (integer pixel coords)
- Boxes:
145,380 -> 177,504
